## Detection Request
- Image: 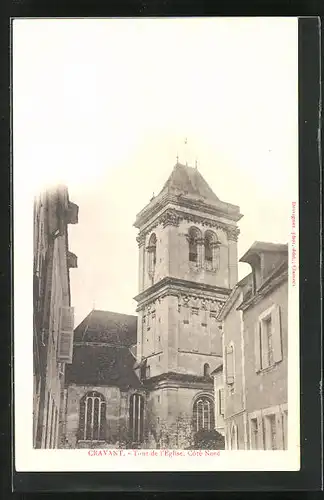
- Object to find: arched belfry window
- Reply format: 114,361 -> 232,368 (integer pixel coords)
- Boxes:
188,227 -> 201,263
193,396 -> 215,432
129,394 -> 144,444
203,363 -> 210,377
147,233 -> 157,277
204,230 -> 220,270
79,391 -> 106,441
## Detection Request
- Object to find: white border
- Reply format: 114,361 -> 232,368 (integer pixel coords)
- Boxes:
13,17 -> 300,472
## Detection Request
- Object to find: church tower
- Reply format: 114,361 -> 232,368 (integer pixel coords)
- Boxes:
134,162 -> 242,448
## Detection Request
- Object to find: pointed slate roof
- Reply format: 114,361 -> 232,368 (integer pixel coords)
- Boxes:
159,163 -> 220,203
134,162 -> 242,228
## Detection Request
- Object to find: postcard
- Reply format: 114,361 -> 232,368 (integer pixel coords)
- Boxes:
13,16 -> 300,472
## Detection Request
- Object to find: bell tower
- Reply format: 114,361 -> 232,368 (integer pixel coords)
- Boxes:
134,162 -> 242,448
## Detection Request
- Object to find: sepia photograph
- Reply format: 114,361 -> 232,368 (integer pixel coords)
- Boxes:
13,17 -> 299,471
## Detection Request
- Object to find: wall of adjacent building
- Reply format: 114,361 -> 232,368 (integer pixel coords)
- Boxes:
33,186 -> 78,449
243,280 -> 288,415
40,233 -> 70,448
243,279 -> 288,450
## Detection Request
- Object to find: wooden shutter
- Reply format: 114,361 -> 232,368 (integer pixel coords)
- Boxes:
272,305 -> 283,363
254,323 -> 261,371
226,345 -> 234,384
275,411 -> 284,449
66,202 -> 79,224
58,306 -> 74,363
256,413 -> 264,450
260,320 -> 269,369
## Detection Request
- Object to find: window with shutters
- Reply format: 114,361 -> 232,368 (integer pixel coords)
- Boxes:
225,343 -> 235,387
57,306 -> 75,364
250,418 -> 258,450
249,411 -> 264,450
255,305 -> 282,371
79,392 -> 106,441
264,413 -> 277,450
129,394 -> 145,444
193,396 -> 215,432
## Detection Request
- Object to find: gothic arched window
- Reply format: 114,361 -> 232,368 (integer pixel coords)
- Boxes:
147,233 -> 157,277
203,363 -> 210,377
129,393 -> 145,444
193,396 -> 215,432
79,391 -> 106,441
204,230 -> 220,270
188,227 -> 201,263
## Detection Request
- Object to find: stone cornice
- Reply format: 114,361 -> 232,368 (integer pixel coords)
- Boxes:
143,371 -> 214,391
134,192 -> 242,229
135,206 -> 240,246
134,276 -> 231,310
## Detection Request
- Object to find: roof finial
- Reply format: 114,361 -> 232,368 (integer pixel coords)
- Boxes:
184,137 -> 188,166
176,153 -> 179,164
195,159 -> 198,169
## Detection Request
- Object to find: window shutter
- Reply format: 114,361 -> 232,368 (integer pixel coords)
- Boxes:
254,323 -> 261,372
275,412 -> 284,449
256,413 -> 264,450
66,202 -> 79,224
226,345 -> 234,384
260,321 -> 269,369
58,306 -> 74,363
272,305 -> 282,363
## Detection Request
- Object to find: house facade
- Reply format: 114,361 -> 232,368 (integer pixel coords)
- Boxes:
33,186 -> 78,448
217,242 -> 288,450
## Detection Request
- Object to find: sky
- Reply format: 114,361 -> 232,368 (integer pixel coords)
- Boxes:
13,18 -> 298,327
